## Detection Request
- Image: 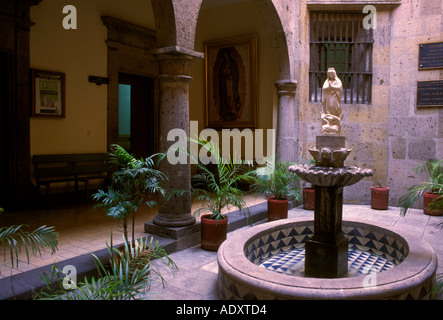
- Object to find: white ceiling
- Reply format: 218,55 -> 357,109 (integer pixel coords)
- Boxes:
201,0 -> 251,10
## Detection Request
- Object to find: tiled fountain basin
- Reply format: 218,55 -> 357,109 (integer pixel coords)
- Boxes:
218,218 -> 437,300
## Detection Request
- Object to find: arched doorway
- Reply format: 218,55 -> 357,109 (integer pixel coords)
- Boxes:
148,0 -> 297,229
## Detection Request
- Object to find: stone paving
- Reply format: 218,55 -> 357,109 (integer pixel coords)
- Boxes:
0,202 -> 441,300
145,204 -> 443,300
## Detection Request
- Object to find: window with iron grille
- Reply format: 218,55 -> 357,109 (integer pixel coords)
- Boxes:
309,11 -> 373,104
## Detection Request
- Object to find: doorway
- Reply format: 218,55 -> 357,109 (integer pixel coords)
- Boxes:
118,73 -> 157,158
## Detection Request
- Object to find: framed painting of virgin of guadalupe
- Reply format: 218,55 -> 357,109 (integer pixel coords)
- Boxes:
204,34 -> 258,129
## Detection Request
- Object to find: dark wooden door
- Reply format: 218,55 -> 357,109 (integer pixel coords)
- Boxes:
118,73 -> 156,159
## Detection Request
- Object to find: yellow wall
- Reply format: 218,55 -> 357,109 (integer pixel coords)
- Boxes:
30,0 -> 276,159
192,2 -> 276,162
30,0 -> 154,155
193,1 -> 275,133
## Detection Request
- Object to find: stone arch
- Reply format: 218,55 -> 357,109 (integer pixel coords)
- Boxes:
151,0 -> 203,51
148,0 -> 298,230
251,0 -> 295,81
151,0 -> 295,82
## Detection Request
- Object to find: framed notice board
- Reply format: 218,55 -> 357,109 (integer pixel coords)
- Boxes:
418,42 -> 443,70
32,69 -> 66,118
417,80 -> 443,107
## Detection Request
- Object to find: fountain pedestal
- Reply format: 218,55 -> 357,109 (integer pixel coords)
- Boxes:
305,185 -> 348,278
290,135 -> 372,278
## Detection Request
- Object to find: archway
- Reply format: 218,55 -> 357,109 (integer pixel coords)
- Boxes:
149,0 -> 297,229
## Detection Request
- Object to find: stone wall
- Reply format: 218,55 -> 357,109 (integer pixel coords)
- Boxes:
387,0 -> 443,206
298,8 -> 392,205
298,0 -> 442,207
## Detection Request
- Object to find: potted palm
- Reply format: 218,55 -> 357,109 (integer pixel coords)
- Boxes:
253,159 -> 301,221
398,159 -> 443,216
171,139 -> 256,251
92,144 -> 167,244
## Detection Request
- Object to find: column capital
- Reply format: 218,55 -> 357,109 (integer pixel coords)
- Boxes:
274,79 -> 297,96
152,46 -> 204,59
153,46 -> 203,77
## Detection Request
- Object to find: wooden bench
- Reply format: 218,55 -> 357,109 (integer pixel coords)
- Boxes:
33,153 -> 112,205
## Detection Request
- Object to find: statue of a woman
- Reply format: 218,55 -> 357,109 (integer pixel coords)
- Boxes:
321,68 -> 343,135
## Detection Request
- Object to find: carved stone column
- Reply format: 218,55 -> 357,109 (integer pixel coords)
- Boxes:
274,80 -> 297,163
152,47 -> 203,228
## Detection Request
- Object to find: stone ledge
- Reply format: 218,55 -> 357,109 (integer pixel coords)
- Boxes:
307,0 -> 402,11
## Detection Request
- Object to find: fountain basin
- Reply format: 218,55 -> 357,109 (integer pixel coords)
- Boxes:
218,218 -> 437,300
289,164 -> 373,187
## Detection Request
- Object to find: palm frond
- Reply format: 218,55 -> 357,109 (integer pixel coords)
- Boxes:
432,273 -> 443,300
414,159 -> 443,191
0,224 -> 58,268
93,145 -> 167,242
398,159 -> 443,215
252,159 -> 301,201
35,236 -> 177,300
182,138 -> 257,221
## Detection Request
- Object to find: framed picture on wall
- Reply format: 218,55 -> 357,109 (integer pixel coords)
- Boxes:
32,69 -> 66,118
204,34 -> 258,129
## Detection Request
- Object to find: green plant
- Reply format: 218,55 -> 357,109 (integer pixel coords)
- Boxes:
35,236 -> 177,300
253,158 -> 301,201
92,144 -> 167,243
0,207 -> 58,298
398,159 -> 443,216
171,139 -> 257,221
0,208 -> 58,269
432,273 -> 443,300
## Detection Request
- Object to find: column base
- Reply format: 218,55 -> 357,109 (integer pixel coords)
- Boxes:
145,220 -> 199,240
152,212 -> 196,228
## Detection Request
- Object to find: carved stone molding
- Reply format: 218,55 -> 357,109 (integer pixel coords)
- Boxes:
101,16 -> 156,51
102,16 -> 159,148
274,79 -> 297,96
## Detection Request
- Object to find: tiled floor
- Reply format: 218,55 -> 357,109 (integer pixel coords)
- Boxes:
0,193 -> 266,279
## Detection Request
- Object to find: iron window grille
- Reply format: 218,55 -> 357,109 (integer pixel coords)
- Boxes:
309,11 -> 373,104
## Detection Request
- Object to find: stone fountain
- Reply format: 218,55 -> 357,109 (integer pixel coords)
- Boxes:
290,67 -> 372,278
216,69 -> 437,299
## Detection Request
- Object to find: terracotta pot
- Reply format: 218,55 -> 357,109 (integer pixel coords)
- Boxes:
371,186 -> 389,210
267,196 -> 288,221
423,192 -> 443,216
200,214 -> 228,251
303,188 -> 315,210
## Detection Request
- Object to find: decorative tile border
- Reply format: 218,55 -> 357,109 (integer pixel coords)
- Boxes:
218,219 -> 437,300
245,223 -> 408,268
258,246 -> 397,276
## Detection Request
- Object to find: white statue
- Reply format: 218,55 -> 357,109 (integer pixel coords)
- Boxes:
321,68 -> 343,135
